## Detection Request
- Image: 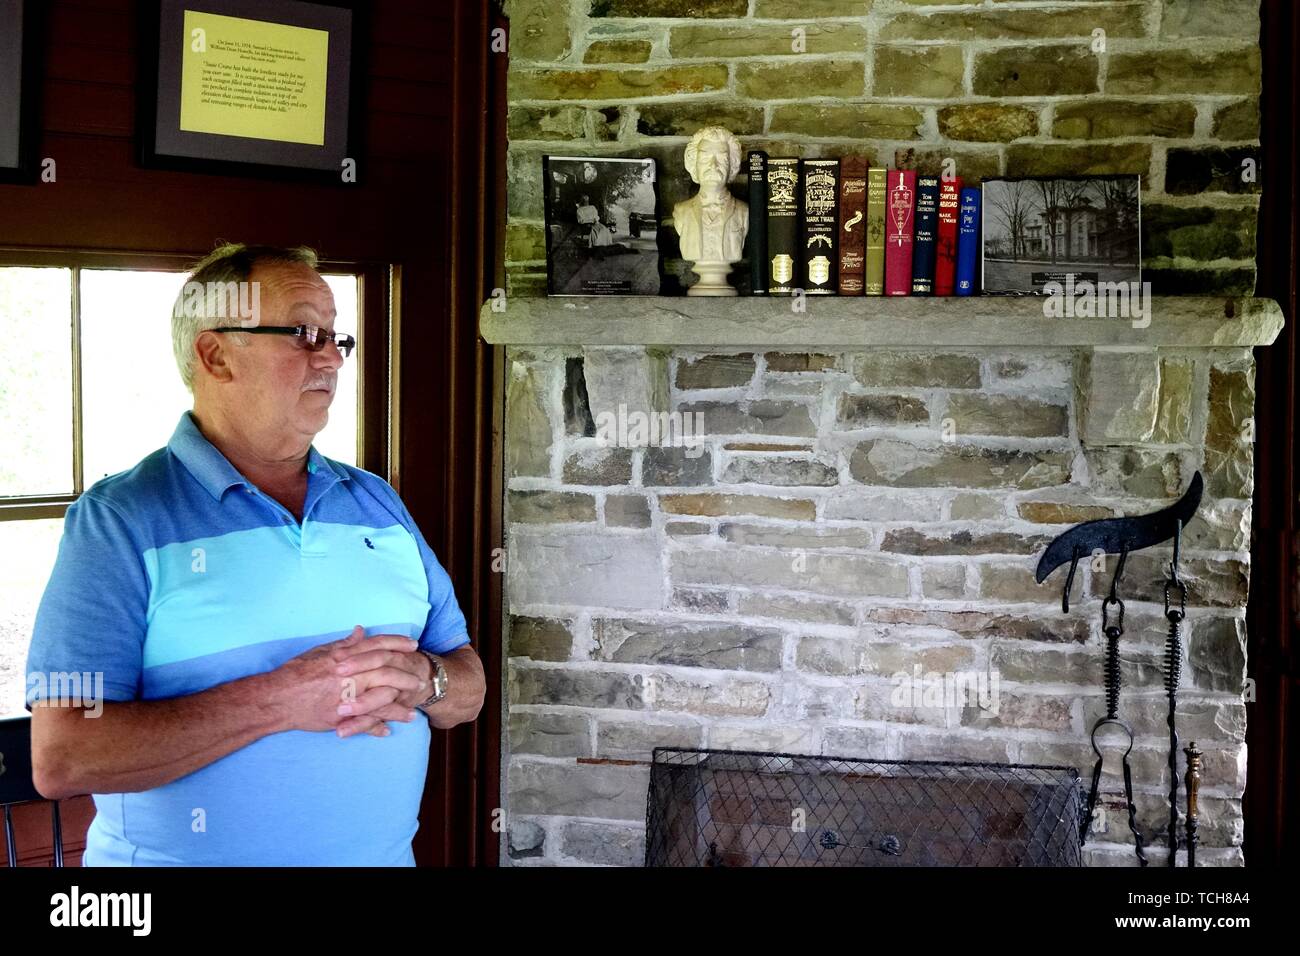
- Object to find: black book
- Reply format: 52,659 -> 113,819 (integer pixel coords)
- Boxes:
747,150 -> 768,296
766,158 -> 799,295
911,175 -> 940,295
800,158 -> 839,295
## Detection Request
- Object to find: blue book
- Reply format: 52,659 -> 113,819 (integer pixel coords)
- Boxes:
955,186 -> 980,297
910,176 -> 940,295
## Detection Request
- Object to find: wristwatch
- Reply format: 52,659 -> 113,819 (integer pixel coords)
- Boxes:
416,650 -> 449,708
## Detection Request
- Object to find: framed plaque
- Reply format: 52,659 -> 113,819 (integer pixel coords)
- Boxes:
139,0 -> 364,183
0,0 -> 44,184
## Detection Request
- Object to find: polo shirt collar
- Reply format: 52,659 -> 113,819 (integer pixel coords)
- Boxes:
168,410 -> 349,501
305,442 -> 352,484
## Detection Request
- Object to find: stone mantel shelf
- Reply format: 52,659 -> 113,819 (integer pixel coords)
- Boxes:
479,296 -> 1284,349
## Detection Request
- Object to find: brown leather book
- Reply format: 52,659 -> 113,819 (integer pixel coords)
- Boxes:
838,156 -> 868,296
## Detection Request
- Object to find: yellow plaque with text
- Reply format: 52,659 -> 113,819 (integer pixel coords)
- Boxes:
179,11 -> 329,146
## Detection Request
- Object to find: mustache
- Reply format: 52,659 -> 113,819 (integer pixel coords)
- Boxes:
302,377 -> 336,393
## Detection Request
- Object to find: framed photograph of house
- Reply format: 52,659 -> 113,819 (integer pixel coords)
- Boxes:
981,176 -> 1141,294
0,0 -> 44,184
139,0 -> 363,183
543,156 -> 661,296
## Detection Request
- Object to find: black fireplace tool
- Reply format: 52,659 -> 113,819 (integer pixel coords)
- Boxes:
1036,471 -> 1203,866
1163,531 -> 1187,865
1084,548 -> 1148,865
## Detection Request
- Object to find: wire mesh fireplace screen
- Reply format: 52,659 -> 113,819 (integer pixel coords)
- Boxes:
645,747 -> 1085,867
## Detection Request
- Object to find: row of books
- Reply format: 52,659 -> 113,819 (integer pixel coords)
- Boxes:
747,153 -> 981,297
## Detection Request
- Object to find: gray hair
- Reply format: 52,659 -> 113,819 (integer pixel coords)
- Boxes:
171,243 -> 319,392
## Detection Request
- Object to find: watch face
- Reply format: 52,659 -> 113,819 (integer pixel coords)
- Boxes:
421,652 -> 448,703
429,656 -> 448,697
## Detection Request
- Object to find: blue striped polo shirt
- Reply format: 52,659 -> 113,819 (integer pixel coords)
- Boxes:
25,410 -> 470,866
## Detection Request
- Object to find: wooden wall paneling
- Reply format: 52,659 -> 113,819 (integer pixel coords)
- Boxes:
477,0 -> 510,869
406,0 -> 502,867
1248,0 -> 1299,866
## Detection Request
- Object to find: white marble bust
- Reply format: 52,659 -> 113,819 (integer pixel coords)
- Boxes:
671,126 -> 749,296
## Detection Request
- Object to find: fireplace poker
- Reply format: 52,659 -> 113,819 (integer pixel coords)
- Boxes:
1163,521 -> 1187,866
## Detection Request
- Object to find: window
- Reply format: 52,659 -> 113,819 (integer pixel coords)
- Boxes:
0,268 -> 73,496
0,263 -> 366,718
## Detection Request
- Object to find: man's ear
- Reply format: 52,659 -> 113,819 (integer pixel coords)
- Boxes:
193,330 -> 236,384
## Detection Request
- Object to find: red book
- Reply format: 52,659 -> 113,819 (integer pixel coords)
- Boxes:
935,177 -> 963,296
838,156 -> 868,295
884,170 -> 916,296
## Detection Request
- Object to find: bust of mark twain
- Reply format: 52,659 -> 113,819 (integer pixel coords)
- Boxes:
672,127 -> 748,293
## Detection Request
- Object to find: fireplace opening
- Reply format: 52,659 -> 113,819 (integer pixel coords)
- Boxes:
646,747 -> 1084,867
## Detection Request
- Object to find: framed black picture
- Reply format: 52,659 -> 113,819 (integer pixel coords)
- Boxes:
138,0 -> 365,184
543,156 -> 661,296
981,175 -> 1142,294
0,0 -> 45,184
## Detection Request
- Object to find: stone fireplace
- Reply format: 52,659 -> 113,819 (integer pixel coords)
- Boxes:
489,0 -> 1274,866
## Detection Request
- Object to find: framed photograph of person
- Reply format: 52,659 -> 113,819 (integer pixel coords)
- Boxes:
543,156 -> 661,296
0,0 -> 44,184
981,176 -> 1141,294
138,0 -> 364,184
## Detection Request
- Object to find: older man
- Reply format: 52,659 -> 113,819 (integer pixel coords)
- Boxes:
25,243 -> 485,866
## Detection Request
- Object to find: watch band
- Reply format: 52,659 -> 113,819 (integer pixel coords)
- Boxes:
417,650 -> 448,708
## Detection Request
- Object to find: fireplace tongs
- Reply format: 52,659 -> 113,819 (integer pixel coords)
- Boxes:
1036,472 -> 1204,866
1081,548 -> 1148,865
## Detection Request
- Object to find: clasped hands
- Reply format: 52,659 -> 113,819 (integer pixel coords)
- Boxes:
269,625 -> 433,739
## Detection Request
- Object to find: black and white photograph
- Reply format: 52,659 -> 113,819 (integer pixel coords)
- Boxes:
981,176 -> 1141,293
543,155 -> 659,295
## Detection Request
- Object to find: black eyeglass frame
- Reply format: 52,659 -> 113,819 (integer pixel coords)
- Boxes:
210,324 -> 356,358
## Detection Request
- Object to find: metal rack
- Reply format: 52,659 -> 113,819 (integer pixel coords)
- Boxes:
1035,471 -> 1204,866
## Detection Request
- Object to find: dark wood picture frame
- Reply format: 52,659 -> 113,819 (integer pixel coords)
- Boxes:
137,0 -> 366,185
0,0 -> 45,185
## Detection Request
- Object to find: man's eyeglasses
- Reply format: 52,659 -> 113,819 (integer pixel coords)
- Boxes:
211,324 -> 356,358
